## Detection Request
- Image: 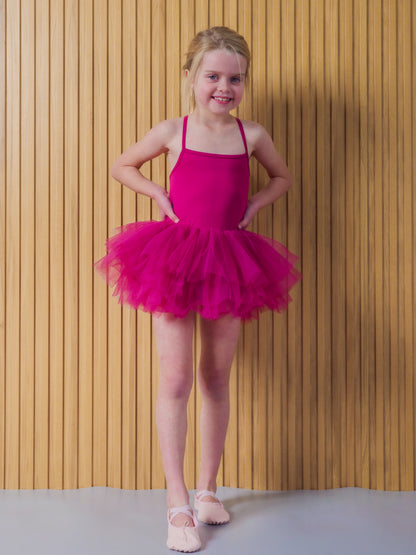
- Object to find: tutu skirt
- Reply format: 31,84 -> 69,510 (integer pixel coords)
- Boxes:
95,219 -> 301,321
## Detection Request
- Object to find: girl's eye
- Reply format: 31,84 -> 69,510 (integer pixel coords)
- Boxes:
231,76 -> 241,84
208,74 -> 218,81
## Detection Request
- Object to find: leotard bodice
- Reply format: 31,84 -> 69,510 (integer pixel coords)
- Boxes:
169,116 -> 250,230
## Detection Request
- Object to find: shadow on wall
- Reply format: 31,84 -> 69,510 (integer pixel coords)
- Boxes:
238,84 -> 386,490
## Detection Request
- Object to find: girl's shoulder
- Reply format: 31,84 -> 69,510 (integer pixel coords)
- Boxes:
238,119 -> 270,139
237,119 -> 272,151
148,117 -> 183,143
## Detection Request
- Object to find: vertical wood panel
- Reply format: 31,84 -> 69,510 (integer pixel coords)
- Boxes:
20,0 -> 35,489
329,0 -> 344,490
316,0 -> 332,490
413,0 -> 416,492
1,0 -> 415,492
0,0 -> 5,489
409,0 -> 416,487
300,0 -> 317,490
49,0 -> 64,489
344,0 -> 360,489
78,0 -> 94,489
34,0 -> 50,491
5,0 -> 20,489
63,0 -> 79,489
92,0 -> 108,487
359,0 -> 370,489
401,0 -> 414,492
107,0 -> 122,490
381,0 -> 392,490
387,0 -> 400,491
371,0 -> 385,491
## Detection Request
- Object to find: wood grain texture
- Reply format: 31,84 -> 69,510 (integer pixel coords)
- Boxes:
49,0 -> 64,489
0,0 -> 415,491
0,0 -> 6,490
20,0 -> 35,490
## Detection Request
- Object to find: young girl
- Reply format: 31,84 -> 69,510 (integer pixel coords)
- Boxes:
95,26 -> 300,553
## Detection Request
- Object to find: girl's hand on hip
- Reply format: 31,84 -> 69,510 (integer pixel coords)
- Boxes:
238,200 -> 258,229
154,188 -> 179,223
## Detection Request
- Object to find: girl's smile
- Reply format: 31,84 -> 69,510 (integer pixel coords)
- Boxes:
212,96 -> 232,104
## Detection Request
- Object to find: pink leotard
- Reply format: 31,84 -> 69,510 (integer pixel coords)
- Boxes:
169,116 -> 249,230
95,116 -> 301,320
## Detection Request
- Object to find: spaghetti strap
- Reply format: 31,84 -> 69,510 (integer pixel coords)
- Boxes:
182,115 -> 188,150
236,118 -> 248,156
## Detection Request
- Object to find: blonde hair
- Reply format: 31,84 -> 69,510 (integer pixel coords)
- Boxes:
182,26 -> 251,112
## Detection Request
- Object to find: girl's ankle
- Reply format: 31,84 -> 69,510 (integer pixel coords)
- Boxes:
196,481 -> 217,493
167,489 -> 190,508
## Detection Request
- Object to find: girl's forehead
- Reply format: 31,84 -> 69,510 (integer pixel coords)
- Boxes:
199,49 -> 247,73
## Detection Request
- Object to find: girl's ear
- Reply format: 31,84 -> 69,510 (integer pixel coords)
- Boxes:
185,69 -> 194,90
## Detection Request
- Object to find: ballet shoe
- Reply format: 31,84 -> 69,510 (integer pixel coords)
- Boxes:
166,504 -> 201,553
194,489 -> 230,525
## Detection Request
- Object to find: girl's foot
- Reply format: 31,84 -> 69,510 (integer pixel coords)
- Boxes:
167,505 -> 201,553
194,489 -> 230,524
167,491 -> 194,527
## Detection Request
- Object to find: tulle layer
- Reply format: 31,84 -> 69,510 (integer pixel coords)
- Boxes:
94,219 -> 301,321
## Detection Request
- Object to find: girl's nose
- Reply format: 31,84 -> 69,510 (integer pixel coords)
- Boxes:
217,77 -> 229,91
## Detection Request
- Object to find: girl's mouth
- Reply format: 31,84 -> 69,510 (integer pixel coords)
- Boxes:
212,96 -> 232,104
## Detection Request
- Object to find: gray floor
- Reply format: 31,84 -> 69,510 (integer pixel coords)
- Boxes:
1,486 -> 415,555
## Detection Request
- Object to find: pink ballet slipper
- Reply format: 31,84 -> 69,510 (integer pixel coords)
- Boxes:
194,490 -> 230,524
167,504 -> 201,553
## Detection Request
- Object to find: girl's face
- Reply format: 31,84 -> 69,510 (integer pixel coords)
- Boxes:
190,49 -> 247,115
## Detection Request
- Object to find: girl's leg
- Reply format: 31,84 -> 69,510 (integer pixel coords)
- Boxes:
153,311 -> 195,526
196,314 -> 241,498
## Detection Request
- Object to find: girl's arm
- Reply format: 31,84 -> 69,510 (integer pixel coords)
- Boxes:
238,123 -> 292,229
111,119 -> 179,222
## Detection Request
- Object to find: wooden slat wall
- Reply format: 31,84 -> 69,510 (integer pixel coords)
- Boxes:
1,0 -> 415,491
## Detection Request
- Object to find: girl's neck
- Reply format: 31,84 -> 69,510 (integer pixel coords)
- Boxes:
189,108 -> 235,129
185,110 -> 244,155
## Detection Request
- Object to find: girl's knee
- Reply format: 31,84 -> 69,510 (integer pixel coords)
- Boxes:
198,369 -> 229,399
159,371 -> 194,399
